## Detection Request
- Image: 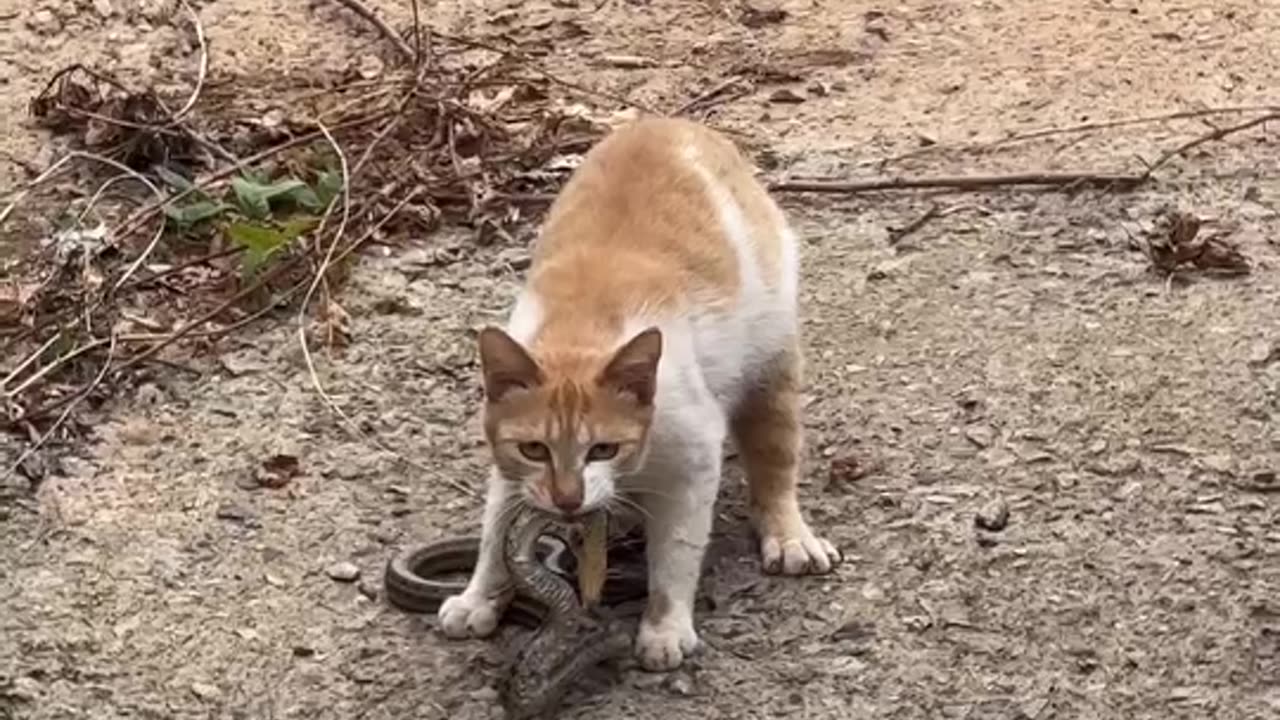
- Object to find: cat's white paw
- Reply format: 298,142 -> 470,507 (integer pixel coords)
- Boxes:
438,592 -> 503,638
760,526 -> 842,576
635,612 -> 699,672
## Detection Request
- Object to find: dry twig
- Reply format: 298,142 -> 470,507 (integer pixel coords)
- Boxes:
769,171 -> 1146,194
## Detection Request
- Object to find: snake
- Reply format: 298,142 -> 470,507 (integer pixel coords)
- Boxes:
383,507 -> 649,719
495,507 -> 636,720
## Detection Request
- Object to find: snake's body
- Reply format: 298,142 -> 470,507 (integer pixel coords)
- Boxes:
496,508 -> 634,720
383,507 -> 645,719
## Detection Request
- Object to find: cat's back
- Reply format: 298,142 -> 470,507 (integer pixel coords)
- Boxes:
527,118 -> 792,328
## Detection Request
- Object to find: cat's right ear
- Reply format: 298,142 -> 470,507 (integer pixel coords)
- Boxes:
478,327 -> 543,402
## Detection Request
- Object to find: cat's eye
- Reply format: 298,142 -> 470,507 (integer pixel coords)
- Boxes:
587,443 -> 619,461
518,442 -> 550,462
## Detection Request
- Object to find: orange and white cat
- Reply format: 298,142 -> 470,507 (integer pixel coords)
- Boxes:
438,117 -> 841,671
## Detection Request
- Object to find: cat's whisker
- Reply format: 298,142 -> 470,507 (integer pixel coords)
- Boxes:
608,494 -> 655,523
619,485 -> 681,504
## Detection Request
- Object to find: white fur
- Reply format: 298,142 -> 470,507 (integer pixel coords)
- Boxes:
440,138 -> 816,671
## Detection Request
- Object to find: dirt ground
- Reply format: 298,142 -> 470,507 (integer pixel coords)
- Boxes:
3,1 -> 1280,718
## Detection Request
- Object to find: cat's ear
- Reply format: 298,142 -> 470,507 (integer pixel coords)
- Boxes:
478,327 -> 543,401
598,327 -> 662,406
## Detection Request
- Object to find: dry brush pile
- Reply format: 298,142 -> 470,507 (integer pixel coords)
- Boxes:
0,3 -> 627,482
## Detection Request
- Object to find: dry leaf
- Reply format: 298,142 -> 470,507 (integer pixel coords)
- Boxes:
577,512 -> 608,608
256,454 -> 300,489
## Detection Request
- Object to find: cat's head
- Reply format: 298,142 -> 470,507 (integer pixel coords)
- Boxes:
476,326 -> 662,516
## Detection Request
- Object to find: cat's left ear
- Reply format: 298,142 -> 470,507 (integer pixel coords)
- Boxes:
598,327 -> 662,406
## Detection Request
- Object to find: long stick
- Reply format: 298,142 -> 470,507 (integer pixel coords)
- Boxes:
768,171 -> 1146,194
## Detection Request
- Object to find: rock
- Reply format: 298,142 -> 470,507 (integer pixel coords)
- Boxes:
27,9 -> 62,35
470,686 -> 499,702
326,561 -> 361,582
495,247 -> 532,271
92,0 -> 114,17
965,424 -> 996,448
357,579 -> 379,600
1244,470 -> 1279,493
768,88 -> 806,104
664,672 -> 695,696
190,682 -> 220,701
215,503 -> 259,527
357,54 -> 384,80
975,497 -> 1009,531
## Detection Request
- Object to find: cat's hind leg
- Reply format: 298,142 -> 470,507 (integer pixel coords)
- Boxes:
731,341 -> 842,575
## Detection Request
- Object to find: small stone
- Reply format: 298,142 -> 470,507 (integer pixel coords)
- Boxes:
975,497 -> 1009,532
965,425 -> 996,448
326,561 -> 360,582
135,383 -> 166,406
357,54 -> 384,80
768,88 -> 806,104
602,54 -> 656,68
470,686 -> 499,702
215,503 -> 258,526
190,682 -> 220,701
27,9 -> 62,35
292,646 -> 315,658
357,579 -> 379,600
1245,470 -> 1279,493
495,247 -> 532,271
664,673 -> 695,696
1199,454 -> 1235,475
92,0 -> 114,17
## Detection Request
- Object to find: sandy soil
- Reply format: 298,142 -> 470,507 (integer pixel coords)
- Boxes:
3,1 -> 1280,718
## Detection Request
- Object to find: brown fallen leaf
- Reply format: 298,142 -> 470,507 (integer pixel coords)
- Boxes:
828,454 -> 874,487
1146,209 -> 1250,276
740,4 -> 788,28
576,512 -> 608,608
256,454 -> 301,489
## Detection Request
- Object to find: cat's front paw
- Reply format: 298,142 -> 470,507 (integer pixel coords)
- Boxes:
438,592 -> 504,638
635,611 -> 699,671
759,522 -> 842,576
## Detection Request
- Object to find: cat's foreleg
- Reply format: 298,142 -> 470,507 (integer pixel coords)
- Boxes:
632,407 -> 723,671
438,469 -> 515,638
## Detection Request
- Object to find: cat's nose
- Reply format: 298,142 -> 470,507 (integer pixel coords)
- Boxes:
550,485 -> 583,514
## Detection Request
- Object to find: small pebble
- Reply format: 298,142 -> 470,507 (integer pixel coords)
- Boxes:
665,673 -> 695,696
768,88 -> 806,104
190,682 -> 220,701
357,579 -> 379,600
964,425 -> 996,448
326,562 -> 361,582
975,497 -> 1010,532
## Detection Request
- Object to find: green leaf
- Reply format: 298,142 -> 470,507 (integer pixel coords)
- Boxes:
155,166 -> 196,194
230,176 -> 309,220
315,170 -> 343,207
164,200 -> 230,228
279,216 -> 318,238
284,185 -> 323,212
225,219 -> 312,277
227,222 -> 287,275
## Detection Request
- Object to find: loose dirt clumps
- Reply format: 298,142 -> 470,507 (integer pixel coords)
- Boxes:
3,1 -> 1280,719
